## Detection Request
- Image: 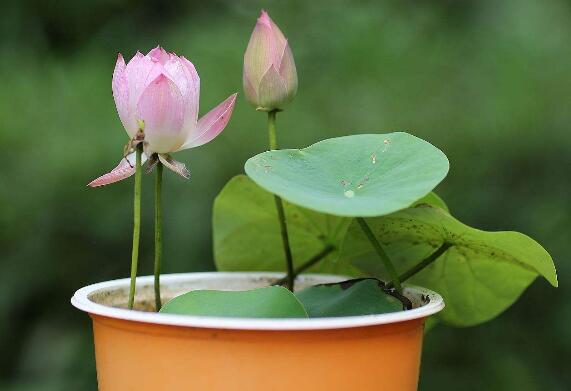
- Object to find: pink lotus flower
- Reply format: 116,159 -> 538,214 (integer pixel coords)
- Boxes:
243,10 -> 297,111
89,47 -> 237,187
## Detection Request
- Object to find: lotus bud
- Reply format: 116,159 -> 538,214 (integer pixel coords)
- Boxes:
243,10 -> 298,111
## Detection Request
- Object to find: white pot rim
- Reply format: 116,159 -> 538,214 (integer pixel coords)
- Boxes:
71,272 -> 444,331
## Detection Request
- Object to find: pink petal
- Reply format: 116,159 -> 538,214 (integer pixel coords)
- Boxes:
179,93 -> 237,150
165,56 -> 200,128
244,15 -> 278,86
147,46 -> 171,65
180,57 -> 201,124
158,154 -> 190,179
257,66 -> 288,109
278,41 -> 297,95
242,72 -> 257,107
88,152 -> 148,187
112,54 -> 137,136
264,11 -> 287,59
125,52 -> 155,127
258,10 -> 272,26
137,73 -> 186,154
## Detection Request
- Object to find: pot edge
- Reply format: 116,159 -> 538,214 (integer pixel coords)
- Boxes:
71,272 -> 444,330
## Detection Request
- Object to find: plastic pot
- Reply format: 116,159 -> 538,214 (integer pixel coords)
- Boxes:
72,272 -> 444,390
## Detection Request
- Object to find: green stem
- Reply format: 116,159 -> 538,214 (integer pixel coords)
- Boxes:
128,144 -> 143,310
387,242 -> 453,289
154,161 -> 163,311
273,245 -> 335,286
273,196 -> 294,290
356,217 -> 402,292
268,110 -> 278,150
267,111 -> 295,291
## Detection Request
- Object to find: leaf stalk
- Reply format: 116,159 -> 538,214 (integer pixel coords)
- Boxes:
154,161 -> 163,311
267,110 -> 295,291
356,217 -> 402,292
128,144 -> 143,309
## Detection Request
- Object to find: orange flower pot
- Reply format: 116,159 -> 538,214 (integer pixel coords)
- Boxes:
72,273 -> 443,390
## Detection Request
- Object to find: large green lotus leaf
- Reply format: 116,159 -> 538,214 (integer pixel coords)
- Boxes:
340,204 -> 558,326
160,286 -> 308,318
213,175 -> 359,275
296,278 -> 406,317
244,133 -> 449,217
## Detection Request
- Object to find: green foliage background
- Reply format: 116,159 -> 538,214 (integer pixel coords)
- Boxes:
0,0 -> 569,389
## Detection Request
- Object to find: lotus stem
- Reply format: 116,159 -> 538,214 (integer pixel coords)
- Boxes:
356,217 -> 402,292
268,110 -> 278,150
267,110 -> 295,291
128,144 -> 143,310
154,161 -> 163,311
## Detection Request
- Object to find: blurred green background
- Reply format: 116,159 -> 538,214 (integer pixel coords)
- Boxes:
0,0 -> 569,389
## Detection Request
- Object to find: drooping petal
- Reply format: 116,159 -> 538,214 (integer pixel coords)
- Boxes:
165,56 -> 200,133
158,154 -> 190,179
147,46 -> 171,65
88,152 -> 148,187
137,73 -> 186,154
145,153 -> 159,174
112,54 -> 137,136
179,93 -> 237,150
257,66 -> 288,109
